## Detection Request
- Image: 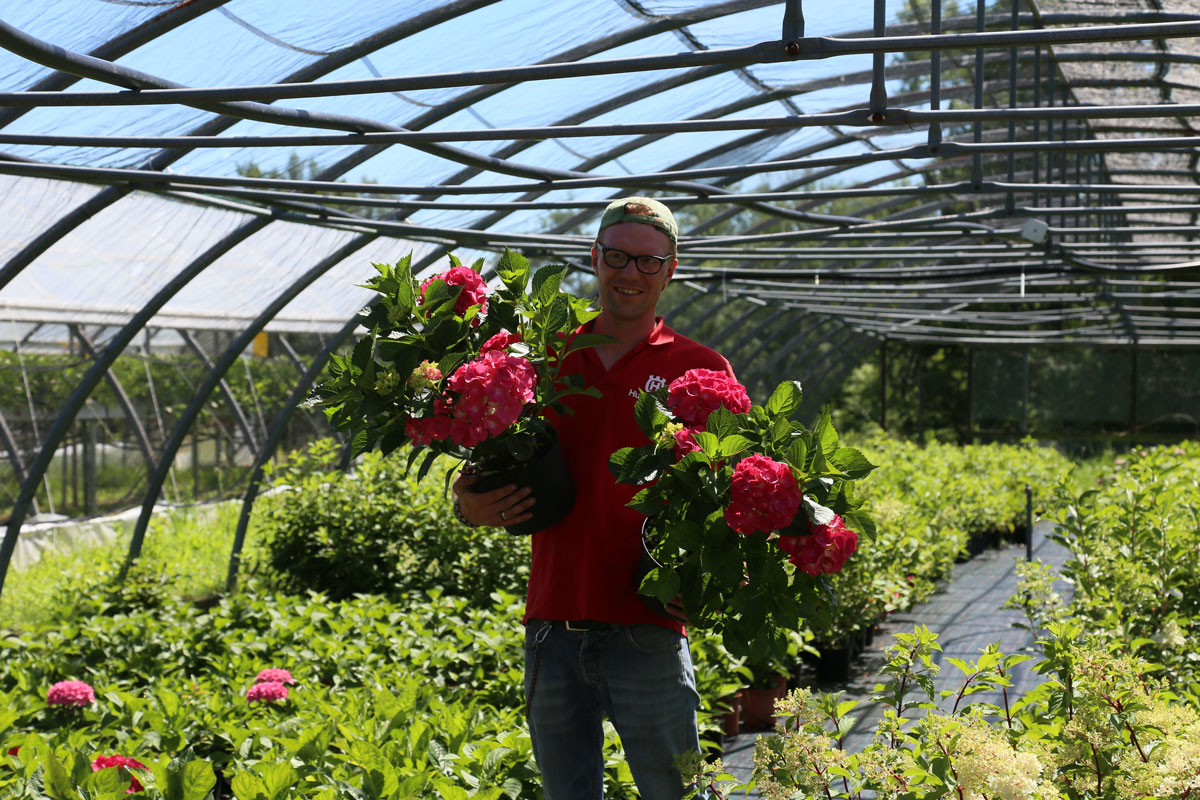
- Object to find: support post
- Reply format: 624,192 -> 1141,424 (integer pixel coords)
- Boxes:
1129,346 -> 1139,433
83,419 -> 97,517
60,435 -> 68,510
966,346 -> 974,442
1022,350 -> 1031,437
782,0 -> 804,43
192,432 -> 200,500
879,339 -> 888,431
1025,484 -> 1033,560
928,0 -> 942,148
917,347 -> 925,446
869,0 -> 887,121
971,0 -> 985,187
72,434 -> 79,510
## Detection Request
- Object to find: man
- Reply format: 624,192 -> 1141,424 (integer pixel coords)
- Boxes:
453,197 -> 734,800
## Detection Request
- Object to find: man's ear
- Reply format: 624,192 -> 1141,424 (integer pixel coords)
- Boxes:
664,257 -> 678,285
591,243 -> 601,277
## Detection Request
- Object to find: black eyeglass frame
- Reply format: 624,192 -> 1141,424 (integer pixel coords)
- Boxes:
594,242 -> 673,275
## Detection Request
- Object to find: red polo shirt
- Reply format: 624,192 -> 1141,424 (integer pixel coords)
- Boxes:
523,318 -> 735,633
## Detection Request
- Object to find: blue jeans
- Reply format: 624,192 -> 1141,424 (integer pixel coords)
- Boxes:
523,620 -> 702,800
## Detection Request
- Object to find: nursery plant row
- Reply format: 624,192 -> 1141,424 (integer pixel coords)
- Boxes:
729,442 -> 1200,799
0,436 -> 1151,799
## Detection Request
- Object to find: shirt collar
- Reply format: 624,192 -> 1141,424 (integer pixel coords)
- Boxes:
577,317 -> 674,347
647,317 -> 674,346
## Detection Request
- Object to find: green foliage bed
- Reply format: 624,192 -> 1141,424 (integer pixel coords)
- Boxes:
5,436 -> 1185,799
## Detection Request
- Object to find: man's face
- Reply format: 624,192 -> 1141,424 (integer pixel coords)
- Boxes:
591,221 -> 677,327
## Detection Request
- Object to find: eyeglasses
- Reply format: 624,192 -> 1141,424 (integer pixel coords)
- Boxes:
595,242 -> 672,275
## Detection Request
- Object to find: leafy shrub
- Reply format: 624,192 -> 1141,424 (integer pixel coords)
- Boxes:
1021,441 -> 1200,687
251,439 -> 529,602
695,623 -> 1200,799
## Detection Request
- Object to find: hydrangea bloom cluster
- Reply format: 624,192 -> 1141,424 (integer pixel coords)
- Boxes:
373,369 -> 401,395
405,408 -> 453,446
666,368 -> 751,427
419,266 -> 488,318
672,425 -> 703,461
91,755 -> 148,794
407,350 -> 537,448
952,720 -> 1049,800
776,514 -> 858,576
247,681 -> 289,704
480,330 -> 523,355
46,679 -> 95,707
444,350 -> 537,446
406,360 -> 442,390
723,454 -> 802,535
254,668 -> 295,685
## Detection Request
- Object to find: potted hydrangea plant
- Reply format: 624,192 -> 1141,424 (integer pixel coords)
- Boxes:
609,370 -> 876,663
310,248 -> 611,535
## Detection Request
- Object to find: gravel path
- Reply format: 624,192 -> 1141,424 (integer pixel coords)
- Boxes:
715,520 -> 1071,796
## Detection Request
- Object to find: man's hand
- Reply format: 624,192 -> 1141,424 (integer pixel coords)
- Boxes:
664,593 -> 690,626
452,472 -> 536,528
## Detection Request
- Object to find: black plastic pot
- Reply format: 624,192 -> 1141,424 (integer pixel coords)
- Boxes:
813,639 -> 855,683
632,520 -> 686,621
468,432 -> 574,536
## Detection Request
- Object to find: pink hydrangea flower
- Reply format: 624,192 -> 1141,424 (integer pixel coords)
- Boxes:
666,369 -> 751,428
419,266 -> 489,319
480,330 -> 523,355
46,680 -> 95,707
673,426 -> 703,461
405,411 -> 454,446
407,360 -> 443,390
91,755 -> 147,794
247,681 -> 289,704
254,668 -> 295,685
405,351 -> 536,449
723,454 -> 802,535
442,350 -> 537,448
777,514 -> 858,576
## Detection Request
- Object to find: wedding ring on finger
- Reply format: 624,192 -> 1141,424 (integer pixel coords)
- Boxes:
500,510 -> 508,521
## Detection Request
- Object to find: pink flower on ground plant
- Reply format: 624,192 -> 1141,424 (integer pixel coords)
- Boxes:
666,369 -> 751,428
442,349 -> 537,447
776,513 -> 858,576
91,755 -> 147,794
419,266 -> 489,318
723,454 -> 802,535
46,680 -> 95,707
254,668 -> 295,685
247,681 -> 289,704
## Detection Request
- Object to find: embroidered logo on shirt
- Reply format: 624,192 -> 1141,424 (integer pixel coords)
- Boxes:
644,374 -> 667,392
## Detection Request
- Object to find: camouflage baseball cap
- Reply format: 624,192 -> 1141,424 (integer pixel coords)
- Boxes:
596,196 -> 678,247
